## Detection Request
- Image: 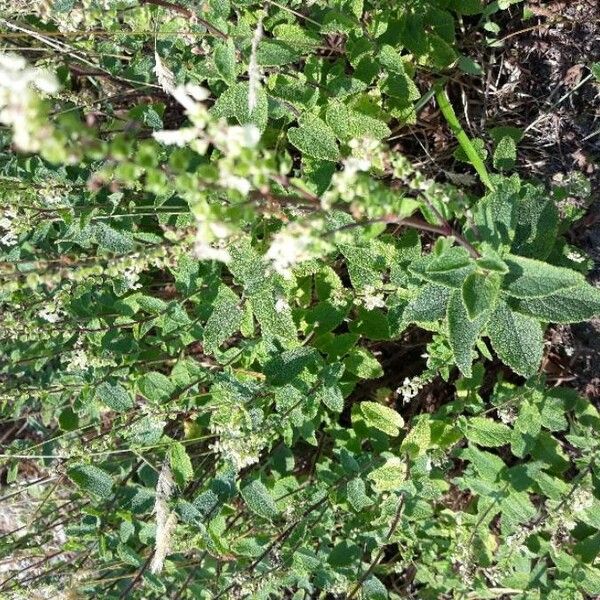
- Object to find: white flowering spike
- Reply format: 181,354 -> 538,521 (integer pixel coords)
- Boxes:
154,52 -> 176,95
265,223 -> 314,279
248,17 -> 264,112
150,462 -> 176,575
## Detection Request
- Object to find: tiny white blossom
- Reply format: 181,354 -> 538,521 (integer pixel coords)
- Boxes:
153,127 -> 199,147
275,297 -> 289,313
151,462 -> 176,575
265,223 -> 313,279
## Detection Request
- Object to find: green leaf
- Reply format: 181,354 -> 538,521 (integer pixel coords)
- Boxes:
347,478 -> 373,511
512,283 -> 600,323
241,480 -> 279,520
325,100 -> 390,142
168,442 -> 194,487
68,464 -> 113,499
96,381 -> 133,412
287,114 -> 340,162
94,222 -> 134,254
203,285 -> 243,353
400,415 -> 431,458
362,576 -> 388,600
249,290 -> 297,342
465,417 -> 512,447
493,135 -> 517,170
404,284 -> 451,323
358,401 -> 404,436
368,457 -> 406,493
345,347 -> 383,379
487,300 -> 544,377
410,246 -> 476,288
256,40 -> 299,67
211,81 -> 268,132
503,254 -> 584,299
214,40 -> 237,84
447,289 -> 488,377
138,371 -> 175,402
462,271 -> 500,320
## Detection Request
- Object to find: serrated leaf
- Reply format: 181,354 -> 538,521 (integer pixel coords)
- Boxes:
465,417 -> 512,447
409,247 -> 476,288
203,285 -> 243,353
462,271 -> 500,320
368,457 -> 406,493
325,100 -> 390,142
404,284 -> 451,323
400,415 -> 431,458
347,478 -> 373,511
512,283 -> 600,323
96,381 -> 133,412
249,290 -> 297,342
345,347 -> 383,379
358,401 -> 404,436
287,114 -> 340,162
211,81 -> 268,132
493,135 -> 517,170
94,222 -> 134,254
168,441 -> 194,487
68,464 -> 113,499
503,254 -> 584,299
241,480 -> 278,520
487,301 -> 543,377
138,371 -> 175,402
257,40 -> 299,66
362,576 -> 388,600
447,289 -> 488,377
214,40 -> 237,84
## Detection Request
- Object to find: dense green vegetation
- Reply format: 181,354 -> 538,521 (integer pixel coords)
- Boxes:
1,1 -> 600,598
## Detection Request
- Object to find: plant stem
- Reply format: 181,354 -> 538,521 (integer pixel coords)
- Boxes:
435,86 -> 495,192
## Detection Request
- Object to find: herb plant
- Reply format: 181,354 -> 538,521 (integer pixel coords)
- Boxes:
1,1 -> 600,598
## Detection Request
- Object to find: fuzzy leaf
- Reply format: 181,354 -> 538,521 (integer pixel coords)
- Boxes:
345,347 -> 383,379
287,114 -> 340,162
462,272 -> 500,320
359,401 -> 404,436
512,284 -> 600,323
404,284 -> 451,323
211,81 -> 268,132
487,301 -> 544,377
94,222 -> 134,254
347,478 -> 373,511
503,254 -> 584,299
410,247 -> 476,288
68,464 -> 113,499
368,457 -> 406,493
138,371 -> 175,402
203,285 -> 243,353
447,289 -> 488,377
465,417 -> 512,447
168,442 -> 194,487
241,480 -> 279,520
493,135 -> 517,170
96,381 -> 133,412
325,100 -> 390,142
214,40 -> 237,84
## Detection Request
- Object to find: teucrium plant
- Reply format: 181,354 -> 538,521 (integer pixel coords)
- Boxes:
1,1 -> 600,599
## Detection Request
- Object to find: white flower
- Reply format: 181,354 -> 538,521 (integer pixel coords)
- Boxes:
275,297 -> 289,313
571,488 -> 594,513
219,172 -> 251,195
212,123 -> 261,157
265,223 -> 313,279
153,127 -> 200,147
194,241 -> 231,264
358,285 -> 385,311
38,307 -> 62,323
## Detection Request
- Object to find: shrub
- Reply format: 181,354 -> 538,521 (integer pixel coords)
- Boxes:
1,1 -> 600,598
